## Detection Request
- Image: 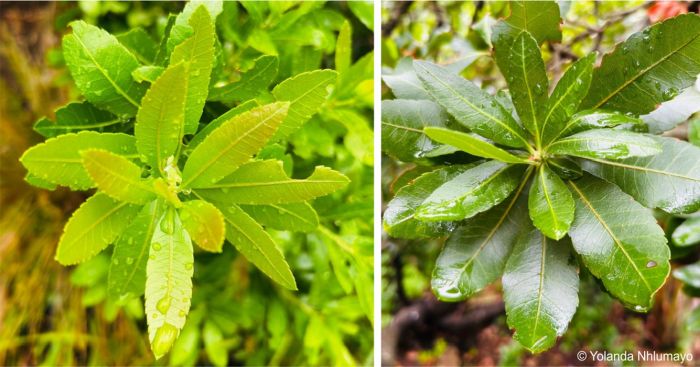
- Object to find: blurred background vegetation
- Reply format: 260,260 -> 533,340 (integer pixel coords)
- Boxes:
0,1 -> 373,365
381,1 -> 700,365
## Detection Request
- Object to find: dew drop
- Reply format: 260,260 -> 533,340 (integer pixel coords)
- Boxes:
152,242 -> 162,251
126,257 -> 134,265
113,258 -> 119,265
152,312 -> 159,319
156,296 -> 171,314
646,260 -> 657,268
178,310 -> 186,317
185,262 -> 193,270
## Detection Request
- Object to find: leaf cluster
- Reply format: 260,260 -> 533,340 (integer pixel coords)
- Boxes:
382,2 -> 700,353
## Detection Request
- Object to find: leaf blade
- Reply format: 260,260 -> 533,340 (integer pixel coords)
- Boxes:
179,200 -> 225,252
528,165 -> 575,240
548,129 -> 661,160
81,149 -> 156,204
424,127 -> 530,164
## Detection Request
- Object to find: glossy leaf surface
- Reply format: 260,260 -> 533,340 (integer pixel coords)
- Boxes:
414,60 -> 529,148
432,173 -> 531,301
416,161 -> 525,222
503,229 -> 578,353
81,149 -> 156,204
34,101 -> 123,138
567,175 -> 670,310
56,193 -> 141,265
180,200 -> 225,252
182,102 -> 289,188
145,209 -> 194,359
551,110 -> 646,142
194,160 -> 348,204
209,55 -> 278,103
548,129 -> 661,160
20,131 -> 137,190
242,203 -> 319,233
581,136 -> 700,214
672,217 -> 700,247
581,14 -> 700,114
528,165 -> 575,240
424,127 -> 529,164
63,21 -> 146,117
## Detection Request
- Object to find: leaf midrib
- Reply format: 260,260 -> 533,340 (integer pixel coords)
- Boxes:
567,180 -> 651,291
540,167 -> 560,231
585,157 -> 700,182
182,105 -> 285,187
517,34 -> 540,143
122,205 -> 159,291
66,198 -> 129,248
590,32 -> 700,109
203,179 -> 346,189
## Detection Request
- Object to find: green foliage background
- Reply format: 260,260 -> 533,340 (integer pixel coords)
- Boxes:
381,1 -> 700,365
0,1 -> 373,366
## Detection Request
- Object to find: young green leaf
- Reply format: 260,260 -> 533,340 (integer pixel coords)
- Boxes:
528,165 -> 575,240
335,21 -> 352,74
424,127 -> 530,164
145,208 -> 194,360
33,101 -> 124,138
179,200 -> 225,253
547,156 -> 582,180
568,175 -> 670,311
432,170 -> 531,301
208,55 -> 279,103
182,102 -> 290,188
381,99 -> 454,163
62,21 -> 146,117
135,62 -> 187,173
581,136 -> 700,214
492,1 -> 562,46
214,203 -> 297,290
551,110 -> 646,142
503,229 -> 578,353
384,165 -> 476,239
170,5 -> 216,135
20,131 -> 137,190
271,69 -> 338,141
242,202 -> 319,233
186,100 -> 259,151
56,193 -> 141,265
414,60 -> 530,149
81,149 -> 156,204
548,129 -> 662,160
194,160 -> 348,204
132,65 -> 164,83
540,53 -> 596,145
672,217 -> 700,247
116,27 -> 157,64
581,14 -> 700,115
415,160 -> 526,222
502,31 -> 548,142
108,200 -> 163,298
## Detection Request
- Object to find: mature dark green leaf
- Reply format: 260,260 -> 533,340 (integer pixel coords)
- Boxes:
503,31 -> 548,142
581,136 -> 700,214
416,160 -> 526,222
170,6 -> 216,135
580,14 -> 700,114
547,156 -> 582,180
214,202 -> 297,290
529,165 -> 574,240
548,110 -> 646,143
34,101 -> 124,138
492,1 -> 562,46
108,200 -> 163,298
672,217 -> 700,247
56,193 -> 141,265
381,99 -> 454,163
432,170 -> 531,301
641,83 -> 700,134
145,208 -> 194,360
194,160 -> 348,204
384,165 -> 475,239
182,102 -> 289,188
548,129 -> 661,160
503,228 -> 578,353
540,53 -> 595,145
414,60 -> 530,148
271,69 -> 337,141
242,202 -> 319,233
208,55 -> 279,103
81,149 -> 156,204
424,127 -> 530,164
567,175 -> 670,310
382,57 -> 431,100
63,21 -> 146,117
20,131 -> 137,190
116,28 -> 157,64
134,62 -> 187,173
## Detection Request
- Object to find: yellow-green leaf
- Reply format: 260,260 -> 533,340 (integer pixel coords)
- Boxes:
180,200 -> 225,252
81,149 -> 156,204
